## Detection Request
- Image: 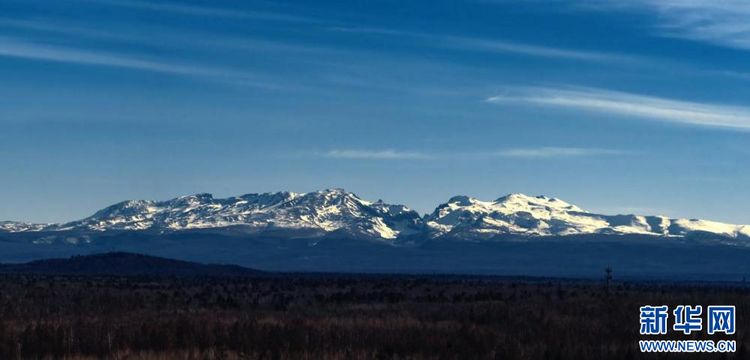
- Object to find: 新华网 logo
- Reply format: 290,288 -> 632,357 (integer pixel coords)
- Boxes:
639,305 -> 736,353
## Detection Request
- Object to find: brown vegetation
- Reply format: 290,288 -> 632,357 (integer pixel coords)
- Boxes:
0,274 -> 746,359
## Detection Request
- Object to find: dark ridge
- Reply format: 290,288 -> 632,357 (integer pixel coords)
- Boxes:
0,252 -> 263,277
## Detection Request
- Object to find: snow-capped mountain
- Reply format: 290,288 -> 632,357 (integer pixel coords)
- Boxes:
2,190 -> 748,243
425,193 -> 750,241
0,221 -> 51,233
0,189 -> 423,241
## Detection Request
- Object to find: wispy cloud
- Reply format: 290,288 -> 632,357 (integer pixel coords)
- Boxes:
491,147 -> 631,158
580,0 -> 750,50
322,148 -> 626,160
439,36 -> 635,63
722,71 -> 750,81
486,87 -> 750,130
0,18 -> 327,54
0,37 -> 280,88
328,27 -> 407,36
323,150 -> 433,160
85,0 -> 319,23
329,27 -> 637,63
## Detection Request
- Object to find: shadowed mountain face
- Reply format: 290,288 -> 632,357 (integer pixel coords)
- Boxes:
1,189 -> 748,243
0,252 -> 262,277
0,190 -> 748,280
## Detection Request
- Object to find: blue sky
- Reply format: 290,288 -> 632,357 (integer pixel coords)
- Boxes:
2,0 -> 750,223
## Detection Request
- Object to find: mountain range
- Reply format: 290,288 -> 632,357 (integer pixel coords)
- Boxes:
1,188 -> 748,243
2,189 -> 749,280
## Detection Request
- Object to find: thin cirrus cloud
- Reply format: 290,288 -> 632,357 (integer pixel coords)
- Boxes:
323,150 -> 434,160
438,36 -> 637,63
83,0 -> 319,23
486,87 -> 750,131
329,27 -> 638,63
0,17 -> 331,55
491,147 -> 631,158
323,148 -> 626,160
580,0 -> 750,50
0,37 -> 280,88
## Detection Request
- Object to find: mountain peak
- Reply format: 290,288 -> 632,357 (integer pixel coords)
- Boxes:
447,195 -> 476,206
175,193 -> 214,202
2,190 -> 749,243
319,188 -> 347,194
191,193 -> 213,200
494,193 -> 582,212
495,193 -> 550,202
313,188 -> 361,201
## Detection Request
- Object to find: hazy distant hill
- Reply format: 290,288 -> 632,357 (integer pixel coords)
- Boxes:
0,252 -> 262,277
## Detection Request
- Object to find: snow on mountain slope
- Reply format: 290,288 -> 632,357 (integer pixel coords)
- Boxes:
667,218 -> 750,239
424,193 -> 750,241
0,189 -> 422,241
0,221 -> 51,233
2,191 -> 748,243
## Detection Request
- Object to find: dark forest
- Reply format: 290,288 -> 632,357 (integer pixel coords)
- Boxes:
0,272 -> 746,359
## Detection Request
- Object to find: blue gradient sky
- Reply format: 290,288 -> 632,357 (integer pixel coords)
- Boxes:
3,0 -> 750,223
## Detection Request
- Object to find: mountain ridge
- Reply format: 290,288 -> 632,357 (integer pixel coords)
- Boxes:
2,189 -> 748,244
